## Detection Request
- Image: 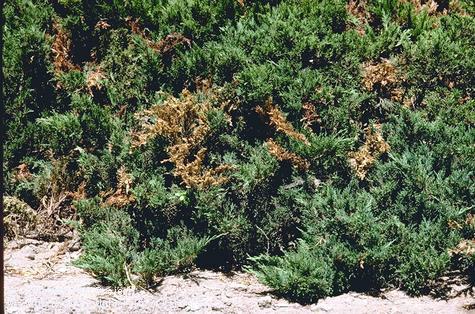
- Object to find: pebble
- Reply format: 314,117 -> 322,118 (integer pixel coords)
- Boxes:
258,296 -> 273,308
21,246 -> 37,260
69,241 -> 81,252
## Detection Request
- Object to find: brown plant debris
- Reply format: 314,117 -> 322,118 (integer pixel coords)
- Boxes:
256,99 -> 310,145
265,139 -> 310,171
347,0 -> 370,35
133,90 -> 232,189
85,65 -> 106,95
10,160 -> 78,239
68,182 -> 86,202
400,0 -> 451,15
32,158 -> 78,240
466,213 -> 475,226
449,213 -> 475,230
104,166 -> 135,207
449,239 -> 475,257
348,125 -> 390,179
362,59 -> 404,101
95,19 -> 111,30
51,21 -> 79,75
15,163 -> 32,181
127,18 -> 191,54
4,196 -> 37,239
300,102 -> 321,131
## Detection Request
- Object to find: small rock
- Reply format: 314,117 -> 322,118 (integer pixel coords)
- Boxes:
211,305 -> 225,311
178,304 -> 188,310
187,304 -> 203,312
258,296 -> 273,308
69,241 -> 81,252
21,245 -> 37,260
8,240 -> 19,249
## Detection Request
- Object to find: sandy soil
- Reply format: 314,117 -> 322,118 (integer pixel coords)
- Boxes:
4,238 -> 475,313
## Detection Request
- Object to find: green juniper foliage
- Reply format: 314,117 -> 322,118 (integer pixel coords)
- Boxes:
4,0 -> 474,303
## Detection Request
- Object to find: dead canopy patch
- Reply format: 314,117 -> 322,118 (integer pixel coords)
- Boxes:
127,17 -> 191,55
256,98 -> 310,145
132,90 -> 232,189
348,125 -> 390,180
51,21 -> 79,77
362,58 -> 405,102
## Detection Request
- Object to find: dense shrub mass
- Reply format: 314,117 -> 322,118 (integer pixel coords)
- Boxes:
4,0 -> 474,303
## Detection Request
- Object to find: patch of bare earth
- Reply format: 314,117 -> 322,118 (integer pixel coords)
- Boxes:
4,239 -> 474,313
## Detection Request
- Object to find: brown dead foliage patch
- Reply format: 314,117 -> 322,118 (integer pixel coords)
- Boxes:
400,0 -> 472,16
256,98 -> 310,145
15,163 -> 32,181
127,18 -> 191,54
132,90 -> 232,189
13,157 -> 84,240
349,125 -> 390,180
347,0 -> 370,35
300,102 -> 321,131
9,160 -> 84,240
401,0 -> 441,15
400,0 -> 457,15
51,21 -> 79,76
34,160 -> 77,239
265,139 -> 310,171
102,166 -> 135,207
449,213 -> 475,230
449,239 -> 475,257
85,65 -> 106,96
448,0 -> 472,16
362,59 -> 404,102
95,19 -> 111,30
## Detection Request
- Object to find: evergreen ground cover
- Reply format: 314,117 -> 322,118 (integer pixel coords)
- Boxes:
4,0 -> 474,303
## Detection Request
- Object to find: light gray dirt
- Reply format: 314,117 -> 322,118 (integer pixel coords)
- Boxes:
4,239 -> 475,313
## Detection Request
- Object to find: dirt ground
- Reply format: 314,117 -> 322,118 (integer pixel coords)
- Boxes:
4,238 -> 475,313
